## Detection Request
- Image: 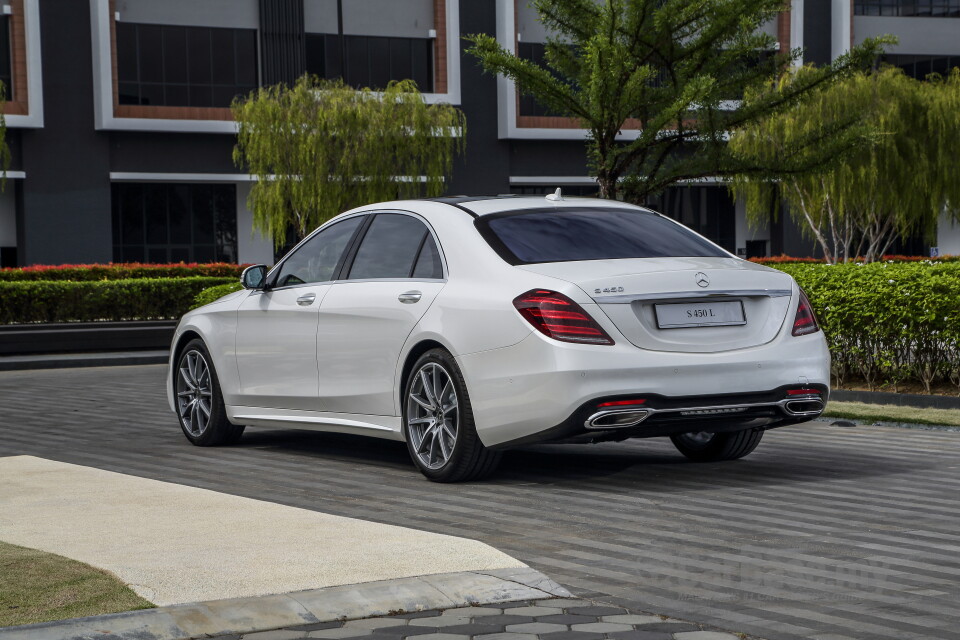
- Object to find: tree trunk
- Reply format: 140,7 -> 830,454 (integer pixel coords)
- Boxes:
791,183 -> 835,264
597,170 -> 618,200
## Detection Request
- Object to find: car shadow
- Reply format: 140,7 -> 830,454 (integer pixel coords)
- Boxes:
232,426 -> 923,492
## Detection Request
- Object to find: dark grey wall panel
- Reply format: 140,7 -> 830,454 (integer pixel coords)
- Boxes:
20,0 -> 112,265
446,0 -> 510,195
781,214 -> 821,257
109,133 -> 240,173
4,129 -> 23,171
260,0 -> 306,86
508,140 -> 590,177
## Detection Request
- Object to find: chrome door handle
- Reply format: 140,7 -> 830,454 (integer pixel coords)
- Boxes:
297,293 -> 317,306
398,291 -> 422,304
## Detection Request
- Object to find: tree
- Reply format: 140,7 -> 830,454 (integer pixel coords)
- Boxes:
233,77 -> 465,249
729,66 -> 960,263
465,0 -> 889,201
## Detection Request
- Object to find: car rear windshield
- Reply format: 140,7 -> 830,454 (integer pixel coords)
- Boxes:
476,207 -> 729,265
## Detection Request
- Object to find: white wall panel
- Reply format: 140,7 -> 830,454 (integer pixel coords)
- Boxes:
116,0 -> 259,29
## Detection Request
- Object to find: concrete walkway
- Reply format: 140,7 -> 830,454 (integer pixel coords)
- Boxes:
0,456 -> 524,606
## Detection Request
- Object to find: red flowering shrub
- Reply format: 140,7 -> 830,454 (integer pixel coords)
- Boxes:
0,262 -> 247,281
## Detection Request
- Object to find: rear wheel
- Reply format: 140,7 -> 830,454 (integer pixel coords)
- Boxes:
175,339 -> 245,446
403,349 -> 501,482
670,428 -> 763,462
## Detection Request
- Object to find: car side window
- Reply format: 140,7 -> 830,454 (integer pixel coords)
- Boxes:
348,214 -> 439,280
411,233 -> 443,279
274,216 -> 364,287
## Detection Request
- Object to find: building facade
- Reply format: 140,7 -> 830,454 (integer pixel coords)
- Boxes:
1,0 -> 958,267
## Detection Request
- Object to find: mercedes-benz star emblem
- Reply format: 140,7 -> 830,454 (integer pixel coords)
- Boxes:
695,272 -> 710,288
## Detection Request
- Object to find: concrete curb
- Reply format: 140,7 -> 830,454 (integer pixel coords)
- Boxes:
0,568 -> 571,640
831,388 -> 960,410
0,351 -> 168,371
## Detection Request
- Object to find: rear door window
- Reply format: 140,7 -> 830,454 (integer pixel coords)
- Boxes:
348,214 -> 441,279
477,207 -> 729,265
411,234 -> 443,279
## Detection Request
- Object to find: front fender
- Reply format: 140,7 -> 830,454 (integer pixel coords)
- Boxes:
166,293 -> 248,413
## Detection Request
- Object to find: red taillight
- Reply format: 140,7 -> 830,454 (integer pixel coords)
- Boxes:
786,389 -> 821,396
597,399 -> 647,407
513,289 -> 615,345
792,290 -> 820,336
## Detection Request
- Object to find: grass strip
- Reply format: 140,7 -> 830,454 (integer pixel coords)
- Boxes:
0,541 -> 154,628
824,401 -> 960,427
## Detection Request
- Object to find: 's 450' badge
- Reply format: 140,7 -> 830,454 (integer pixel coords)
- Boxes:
594,286 -> 624,294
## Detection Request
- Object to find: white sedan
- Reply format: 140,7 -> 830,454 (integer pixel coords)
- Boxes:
167,194 -> 830,482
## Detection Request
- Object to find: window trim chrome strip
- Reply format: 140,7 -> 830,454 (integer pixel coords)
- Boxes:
592,289 -> 793,304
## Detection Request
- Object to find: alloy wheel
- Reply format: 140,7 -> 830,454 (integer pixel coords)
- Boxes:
176,350 -> 213,437
406,362 -> 459,470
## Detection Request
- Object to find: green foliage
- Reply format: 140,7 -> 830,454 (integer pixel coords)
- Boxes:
753,254 -> 960,264
233,76 -> 466,248
766,261 -> 960,393
465,0 -> 887,200
0,263 -> 244,281
730,67 -> 960,263
191,282 -> 244,309
0,278 -> 233,324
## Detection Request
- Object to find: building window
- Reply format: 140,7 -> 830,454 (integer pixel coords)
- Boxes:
116,23 -> 258,108
305,33 -> 433,92
882,54 -> 960,78
112,183 -> 237,263
855,0 -> 960,16
0,16 -> 11,100
517,42 -> 565,117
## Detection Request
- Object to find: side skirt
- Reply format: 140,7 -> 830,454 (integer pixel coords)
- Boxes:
225,406 -> 405,442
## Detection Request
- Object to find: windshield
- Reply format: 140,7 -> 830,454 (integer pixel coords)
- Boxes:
476,207 -> 729,265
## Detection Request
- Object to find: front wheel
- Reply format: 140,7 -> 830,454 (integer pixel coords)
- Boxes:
403,349 -> 501,482
670,428 -> 763,462
174,339 -> 245,446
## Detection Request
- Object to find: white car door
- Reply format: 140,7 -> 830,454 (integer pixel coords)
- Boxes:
235,215 -> 366,410
317,212 -> 446,417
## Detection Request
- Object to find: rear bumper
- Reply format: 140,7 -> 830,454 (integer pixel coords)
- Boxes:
457,329 -> 831,448
490,384 -> 828,448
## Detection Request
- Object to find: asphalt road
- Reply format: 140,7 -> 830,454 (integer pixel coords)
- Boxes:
3,364 -> 958,640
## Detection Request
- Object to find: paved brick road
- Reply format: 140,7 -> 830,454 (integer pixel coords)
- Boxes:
2,365 -> 958,640
238,598 -> 742,640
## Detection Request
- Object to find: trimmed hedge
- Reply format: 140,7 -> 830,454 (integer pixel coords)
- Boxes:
0,277 -> 234,324
191,282 -> 245,310
0,262 -> 245,281
753,254 -> 960,265
767,261 -> 960,393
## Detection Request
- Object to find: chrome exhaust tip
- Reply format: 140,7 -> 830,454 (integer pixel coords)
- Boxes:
585,409 -> 651,430
783,398 -> 825,416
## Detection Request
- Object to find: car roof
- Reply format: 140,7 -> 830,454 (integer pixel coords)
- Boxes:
424,194 -> 650,217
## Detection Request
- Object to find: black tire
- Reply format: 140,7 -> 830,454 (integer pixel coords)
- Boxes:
174,339 -> 245,446
670,428 -> 763,462
402,348 -> 501,482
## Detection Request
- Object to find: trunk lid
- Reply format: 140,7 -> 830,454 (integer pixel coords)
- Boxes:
517,257 -> 795,353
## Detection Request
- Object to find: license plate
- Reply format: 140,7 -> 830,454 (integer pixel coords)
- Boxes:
654,300 -> 746,329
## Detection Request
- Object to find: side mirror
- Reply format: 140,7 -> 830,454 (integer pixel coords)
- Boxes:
241,264 -> 268,290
